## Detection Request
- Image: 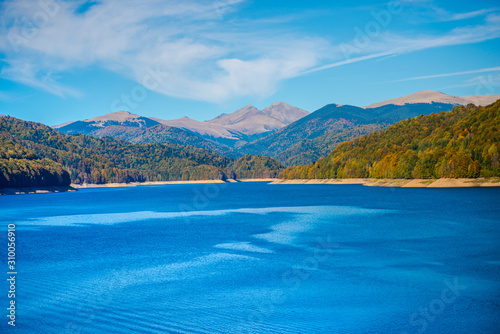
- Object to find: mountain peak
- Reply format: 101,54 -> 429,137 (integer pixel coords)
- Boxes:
205,102 -> 308,136
363,90 -> 493,109
84,110 -> 142,123
270,101 -> 287,106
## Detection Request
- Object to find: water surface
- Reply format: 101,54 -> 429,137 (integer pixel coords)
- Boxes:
1,182 -> 499,333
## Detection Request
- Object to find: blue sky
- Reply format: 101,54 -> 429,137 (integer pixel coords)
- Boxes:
0,0 -> 499,125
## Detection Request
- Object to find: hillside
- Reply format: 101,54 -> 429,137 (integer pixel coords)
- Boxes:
283,100 -> 500,180
0,117 -> 283,187
55,111 -> 237,157
0,136 -> 71,188
241,102 -> 457,164
54,111 -> 160,131
275,124 -> 385,165
228,155 -> 283,179
56,103 -> 308,150
86,124 -> 237,158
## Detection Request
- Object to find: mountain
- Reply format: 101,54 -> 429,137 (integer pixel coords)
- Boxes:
53,111 -> 160,132
283,100 -> 500,180
52,90 -> 497,168
55,111 -> 237,157
153,116 -> 244,140
1,116 -> 283,187
208,102 -> 309,136
274,124 -> 385,166
86,124 -> 238,158
55,102 -> 308,151
241,91 -> 500,166
364,90 -> 500,108
240,101 -> 458,165
160,102 -> 308,142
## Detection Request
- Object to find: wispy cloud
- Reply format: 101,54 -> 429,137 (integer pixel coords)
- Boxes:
444,73 -> 500,92
1,60 -> 82,97
0,0 -> 499,103
449,9 -> 498,21
0,0 -> 325,102
400,0 -> 499,22
385,66 -> 500,83
305,13 -> 500,75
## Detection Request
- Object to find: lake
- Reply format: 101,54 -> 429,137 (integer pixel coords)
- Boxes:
1,182 -> 499,333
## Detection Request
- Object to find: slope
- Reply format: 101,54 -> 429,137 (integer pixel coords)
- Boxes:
1,116 -> 282,186
283,100 -> 500,179
55,111 -> 237,157
241,102 -> 457,163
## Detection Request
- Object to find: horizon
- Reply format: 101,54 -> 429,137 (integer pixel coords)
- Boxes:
1,0 -> 500,125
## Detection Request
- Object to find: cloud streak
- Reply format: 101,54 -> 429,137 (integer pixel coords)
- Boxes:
386,66 -> 500,83
0,0 -> 325,103
0,0 -> 499,103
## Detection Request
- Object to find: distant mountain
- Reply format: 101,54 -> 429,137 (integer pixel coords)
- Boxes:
53,111 -> 160,132
55,102 -> 308,151
87,124 -> 238,158
284,100 -> 500,180
160,102 -> 308,141
153,116 -> 244,140
364,90 -> 500,108
240,101 -> 458,165
1,116 -> 283,186
54,111 -> 237,157
208,102 -> 309,136
51,91 -> 498,168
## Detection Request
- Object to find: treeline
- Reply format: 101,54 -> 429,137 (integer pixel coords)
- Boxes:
275,124 -> 384,166
228,155 -> 283,179
0,117 -> 283,187
0,137 -> 71,187
284,100 -> 500,180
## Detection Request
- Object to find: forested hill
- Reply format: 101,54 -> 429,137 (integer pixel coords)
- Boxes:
283,100 -> 500,180
0,116 -> 283,188
0,136 -> 71,188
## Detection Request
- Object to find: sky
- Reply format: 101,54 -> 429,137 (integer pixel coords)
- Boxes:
0,0 -> 499,125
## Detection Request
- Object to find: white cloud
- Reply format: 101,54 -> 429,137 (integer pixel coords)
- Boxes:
0,0 -> 499,103
399,0 -> 498,22
304,13 -> 500,75
386,66 -> 500,83
0,0 -> 325,102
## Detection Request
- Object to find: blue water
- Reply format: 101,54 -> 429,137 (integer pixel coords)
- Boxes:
1,182 -> 500,333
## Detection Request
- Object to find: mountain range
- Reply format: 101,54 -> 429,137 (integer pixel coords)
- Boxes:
364,90 -> 500,108
53,90 -> 500,166
0,116 -> 284,188
2,90 -> 499,189
284,100 -> 500,180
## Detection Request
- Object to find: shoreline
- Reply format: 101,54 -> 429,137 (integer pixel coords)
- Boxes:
0,179 -> 279,195
71,178 -> 279,189
0,186 -> 77,195
4,177 -> 497,195
271,178 -> 500,188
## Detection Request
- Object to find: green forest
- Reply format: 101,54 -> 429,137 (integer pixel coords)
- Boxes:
284,100 -> 500,180
0,117 -> 283,188
0,137 -> 71,187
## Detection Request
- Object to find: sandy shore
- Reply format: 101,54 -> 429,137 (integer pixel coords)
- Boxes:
0,186 -> 77,195
71,178 -> 279,189
271,178 -> 500,188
